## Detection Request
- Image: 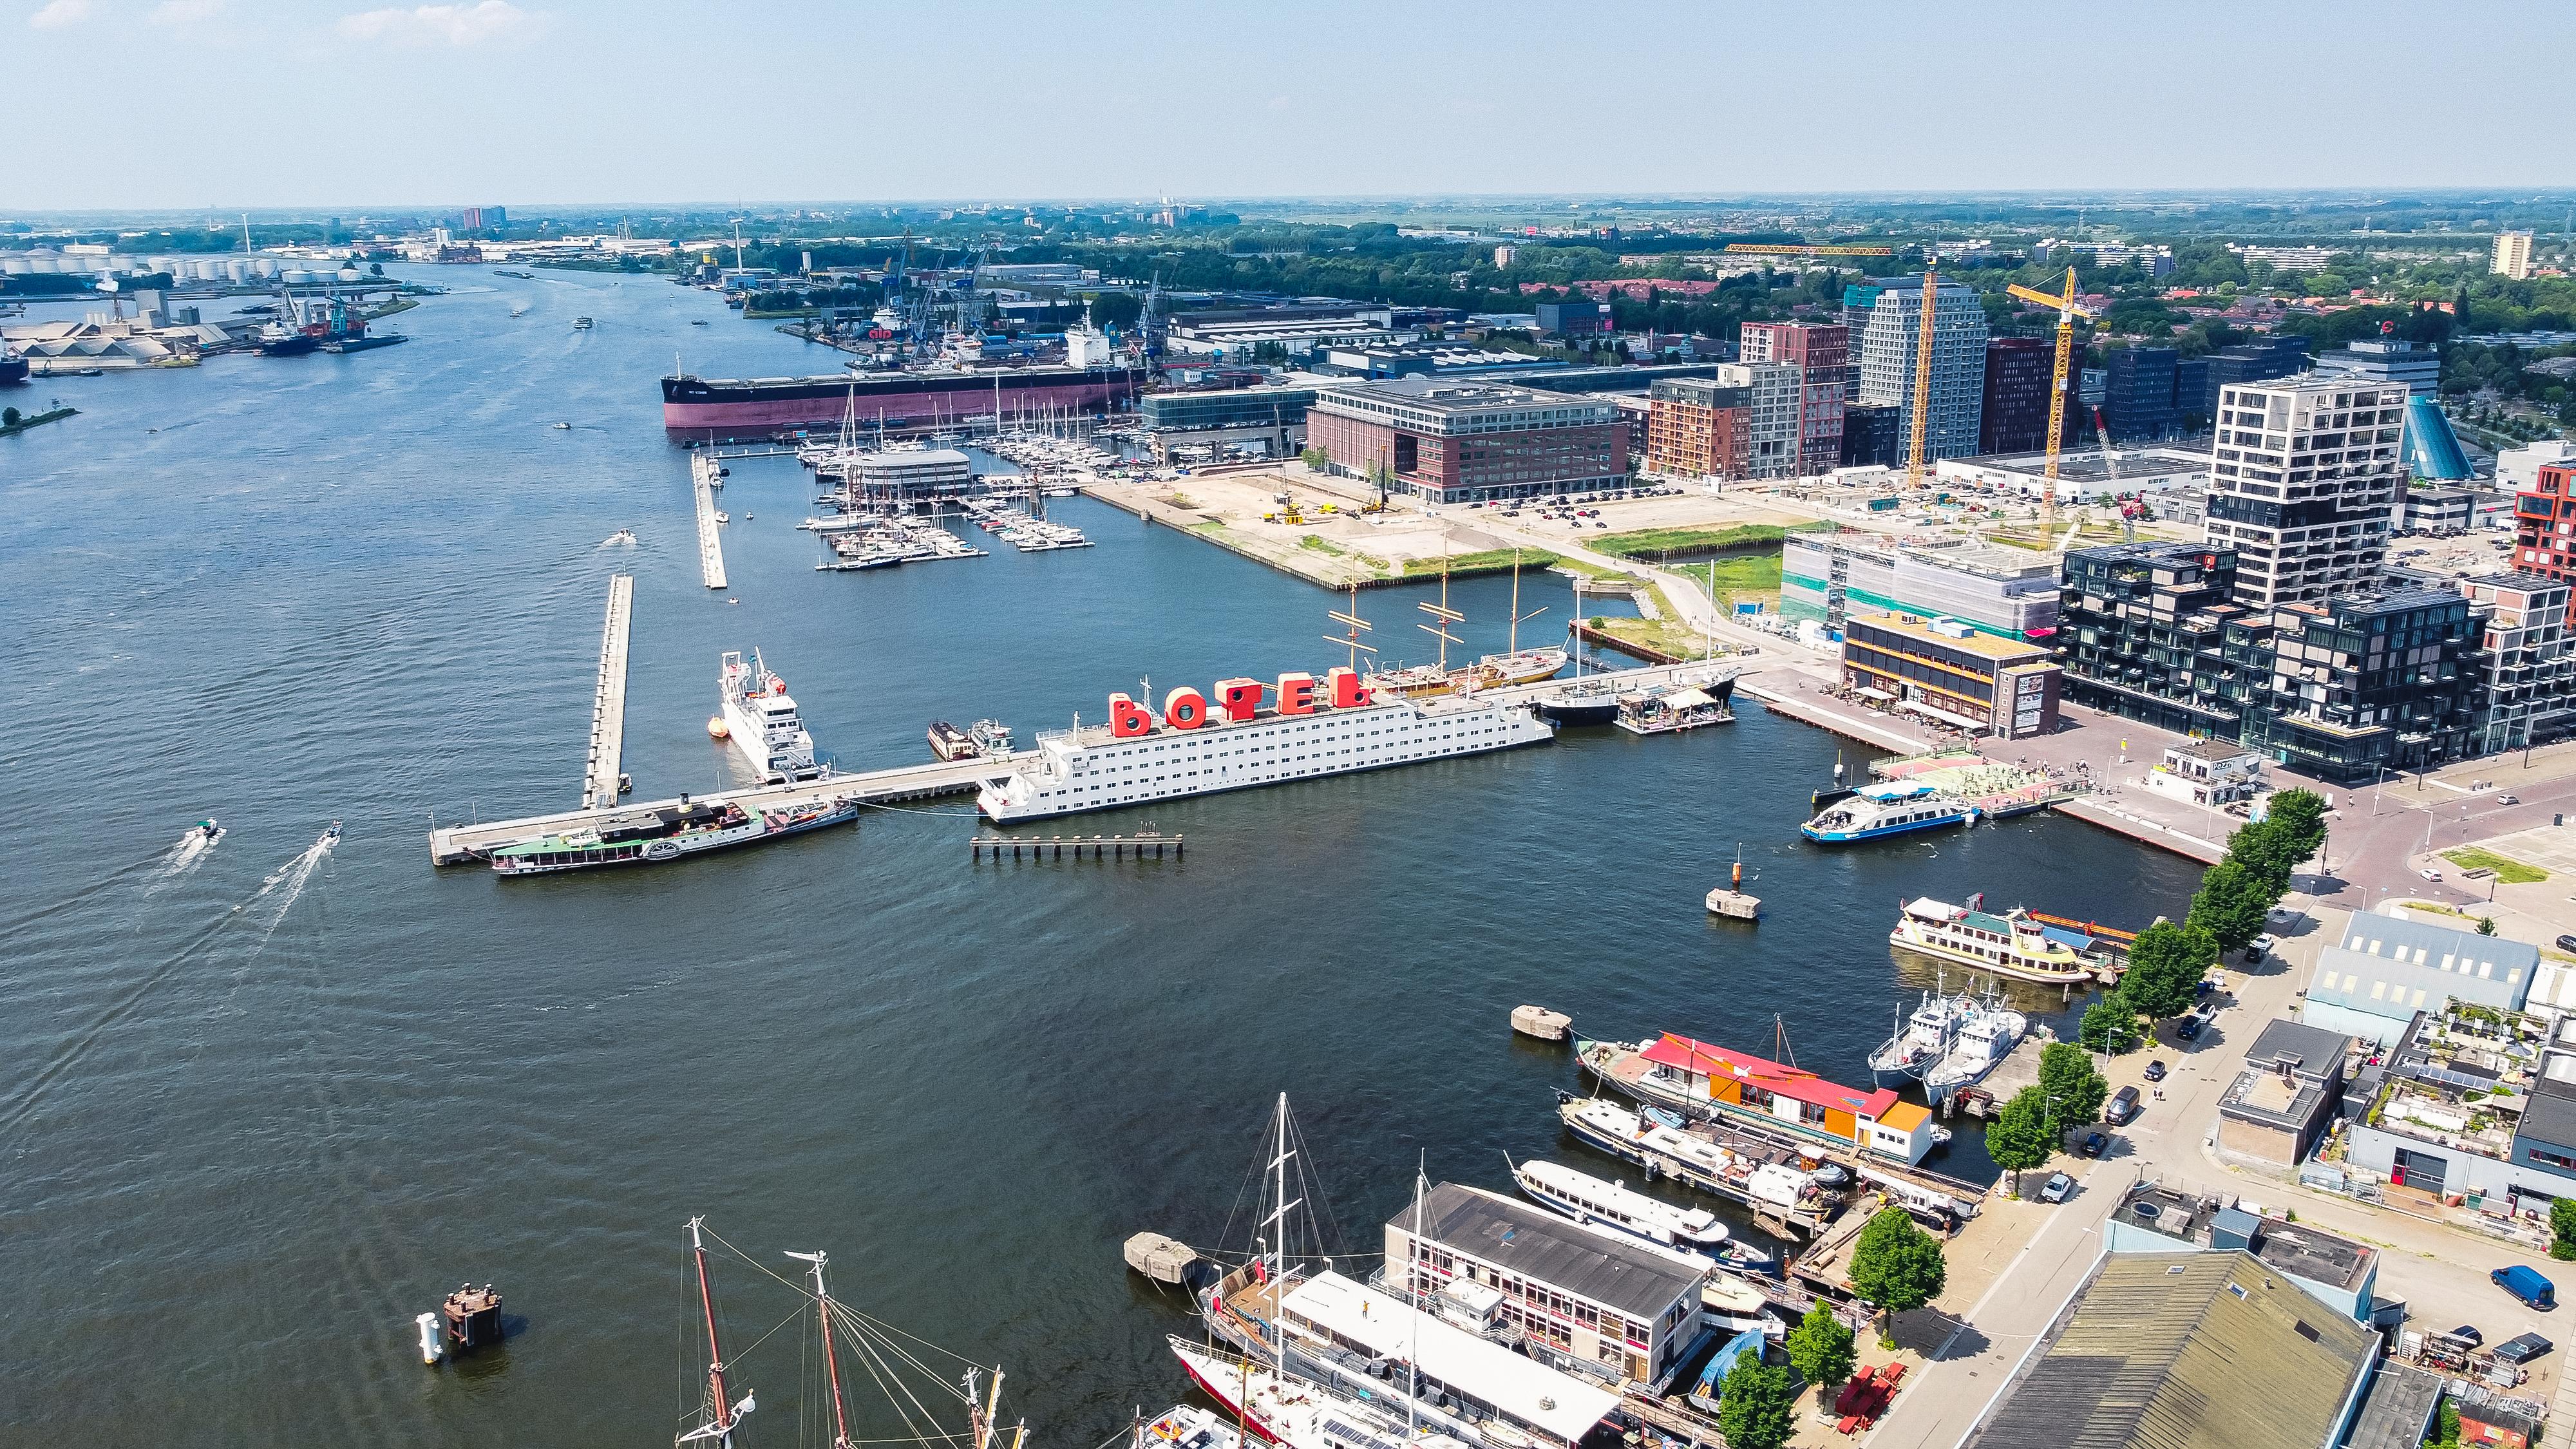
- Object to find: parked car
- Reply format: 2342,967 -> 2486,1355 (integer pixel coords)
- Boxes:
2557,934 -> 2576,954
2421,867 -> 2444,882
2145,1060 -> 2168,1083
2176,1016 -> 2204,1042
2079,1132 -> 2109,1158
2494,1265 -> 2558,1311
2501,793 -> 2521,804
2495,1332 -> 2555,1364
2106,1085 -> 2142,1125
2039,1172 -> 2074,1204
2251,933 -> 2277,955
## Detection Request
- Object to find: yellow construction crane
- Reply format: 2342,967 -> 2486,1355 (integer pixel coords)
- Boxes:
1722,243 -> 1895,258
2002,267 -> 2099,546
1904,272 -> 1940,488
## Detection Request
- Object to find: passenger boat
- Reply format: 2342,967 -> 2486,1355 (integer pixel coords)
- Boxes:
1891,895 -> 2101,987
489,797 -> 857,875
1864,985 -> 1969,1089
1922,998 -> 2032,1104
1800,780 -> 1977,844
1614,683 -> 1731,735
1508,1157 -> 1731,1250
1555,1094 -> 1830,1224
572,316 -> 593,330
719,650 -> 822,783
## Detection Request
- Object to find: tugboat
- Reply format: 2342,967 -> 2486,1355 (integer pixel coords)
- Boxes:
1864,985 -> 1969,1089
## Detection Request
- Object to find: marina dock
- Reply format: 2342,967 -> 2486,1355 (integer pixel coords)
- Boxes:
691,453 -> 728,589
581,574 -> 633,810
428,754 -> 1025,865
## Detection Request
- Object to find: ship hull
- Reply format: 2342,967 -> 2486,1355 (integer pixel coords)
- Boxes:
1801,809 -> 1974,844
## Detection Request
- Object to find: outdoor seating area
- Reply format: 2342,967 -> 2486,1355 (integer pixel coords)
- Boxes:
1830,1360 -> 1907,1434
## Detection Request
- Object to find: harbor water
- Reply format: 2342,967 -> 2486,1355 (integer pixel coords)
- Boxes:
0,269 -> 2204,1446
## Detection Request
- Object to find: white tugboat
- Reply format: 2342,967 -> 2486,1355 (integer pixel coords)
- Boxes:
1922,996 -> 2032,1104
717,650 -> 822,783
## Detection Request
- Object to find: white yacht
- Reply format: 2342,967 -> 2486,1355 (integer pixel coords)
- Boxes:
719,650 -> 822,783
976,671 -> 1553,822
1922,999 -> 2031,1104
1508,1158 -> 1730,1250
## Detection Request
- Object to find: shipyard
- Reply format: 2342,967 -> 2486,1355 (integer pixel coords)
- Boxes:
14,9 -> 2576,1449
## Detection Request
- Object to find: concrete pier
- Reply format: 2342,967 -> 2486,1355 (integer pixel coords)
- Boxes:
691,454 -> 728,590
581,574 -> 633,810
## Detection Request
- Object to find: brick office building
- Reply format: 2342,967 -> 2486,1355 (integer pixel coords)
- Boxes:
1739,321 -> 1849,475
1307,377 -> 1627,503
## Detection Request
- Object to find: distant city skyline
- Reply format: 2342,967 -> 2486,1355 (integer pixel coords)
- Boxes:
10,0 -> 2574,211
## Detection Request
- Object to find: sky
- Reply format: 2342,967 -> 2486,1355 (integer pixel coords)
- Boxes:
10,0 -> 2574,211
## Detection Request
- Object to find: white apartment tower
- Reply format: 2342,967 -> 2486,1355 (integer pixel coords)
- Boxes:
1715,359 -> 1801,478
2492,230 -> 2535,281
2201,377 -> 2410,609
1857,278 -> 1989,462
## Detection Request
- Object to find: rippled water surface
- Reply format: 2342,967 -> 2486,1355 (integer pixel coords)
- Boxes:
0,269 -> 2202,1446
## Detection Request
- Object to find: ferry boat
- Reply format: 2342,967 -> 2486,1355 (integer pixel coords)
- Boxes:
719,650 -> 822,783
1508,1157 -> 1731,1251
1800,780 -> 1978,844
489,797 -> 857,875
976,667 -> 1553,823
927,718 -> 1013,761
1922,998 -> 2032,1104
1864,987 -> 1968,1089
1891,895 -> 2101,986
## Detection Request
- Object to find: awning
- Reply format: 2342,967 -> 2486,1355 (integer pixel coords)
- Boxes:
1900,699 -> 1990,732
1850,686 -> 1896,701
2040,925 -> 2097,952
1665,687 -> 1714,708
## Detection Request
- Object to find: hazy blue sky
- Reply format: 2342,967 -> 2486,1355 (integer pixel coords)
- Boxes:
12,0 -> 2571,211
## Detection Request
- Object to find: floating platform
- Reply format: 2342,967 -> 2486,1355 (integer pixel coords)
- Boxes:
582,574 -> 632,811
1705,888 -> 1761,920
1123,1232 -> 1200,1286
1511,1004 -> 1572,1041
970,832 -> 1182,861
690,454 -> 728,589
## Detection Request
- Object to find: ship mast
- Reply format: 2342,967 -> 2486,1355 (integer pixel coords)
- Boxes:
687,1217 -> 744,1447
1504,547 -> 1546,657
1417,551 -> 1463,676
1328,583 -> 1375,675
788,1249 -> 855,1449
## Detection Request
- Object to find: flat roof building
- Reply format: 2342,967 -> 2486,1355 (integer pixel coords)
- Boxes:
2101,1181 -> 2381,1322
1307,377 -> 1627,504
1841,611 -> 2063,738
1935,444 -> 2208,504
2217,1018 -> 2353,1166
1387,1182 -> 1707,1385
1783,533 -> 2063,639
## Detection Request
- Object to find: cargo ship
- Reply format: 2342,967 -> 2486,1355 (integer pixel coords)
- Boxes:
662,365 -> 1141,437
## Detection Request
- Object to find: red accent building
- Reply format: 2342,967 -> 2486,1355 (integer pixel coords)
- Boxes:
1307,378 -> 1628,503
1739,321 -> 1848,475
2515,462 -> 2576,580
1644,377 -> 1750,480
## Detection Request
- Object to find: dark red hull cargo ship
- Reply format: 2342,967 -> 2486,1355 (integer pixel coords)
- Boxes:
661,365 -> 1139,439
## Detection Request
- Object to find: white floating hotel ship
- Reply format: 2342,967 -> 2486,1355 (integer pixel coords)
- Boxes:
976,667 -> 1553,822
718,650 -> 822,784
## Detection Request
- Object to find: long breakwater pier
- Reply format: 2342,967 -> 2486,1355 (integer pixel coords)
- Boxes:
581,574 -> 634,810
690,453 -> 728,589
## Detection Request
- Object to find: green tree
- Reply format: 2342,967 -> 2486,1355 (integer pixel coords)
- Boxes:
2480,916 -> 2499,936
2552,1198 -> 2576,1260
1986,1086 -> 2058,1197
2121,920 -> 2216,1020
2037,1041 -> 2110,1129
2079,992 -> 2145,1055
1714,1352 -> 1796,1449
1299,446 -> 1329,470
2187,858 -> 2275,951
1848,1206 -> 1947,1341
1783,1301 -> 1857,1409
2251,790 -> 2328,875
1,406 -> 19,428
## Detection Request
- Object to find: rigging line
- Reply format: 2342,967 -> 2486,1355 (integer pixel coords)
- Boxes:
828,1303 -> 967,1425
832,1301 -> 998,1376
703,1223 -> 819,1296
726,1301 -> 819,1367
839,1313 -> 942,1446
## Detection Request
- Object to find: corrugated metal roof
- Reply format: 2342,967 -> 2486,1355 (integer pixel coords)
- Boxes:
1967,1252 -> 2374,1449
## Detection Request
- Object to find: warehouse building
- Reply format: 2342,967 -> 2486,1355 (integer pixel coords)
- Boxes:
1840,611 -> 2063,737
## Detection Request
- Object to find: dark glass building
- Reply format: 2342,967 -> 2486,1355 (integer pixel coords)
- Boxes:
1841,402 -> 1904,469
2104,345 -> 2179,443
1978,337 -> 2055,454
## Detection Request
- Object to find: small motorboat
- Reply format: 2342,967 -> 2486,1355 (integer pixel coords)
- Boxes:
604,528 -> 636,547
1714,1239 -> 1777,1276
180,817 -> 224,852
1641,1105 -> 1689,1132
714,511 -> 731,524
1809,1162 -> 1851,1188
1928,1125 -> 1954,1150
552,421 -> 571,430
319,820 -> 343,847
690,319 -> 710,327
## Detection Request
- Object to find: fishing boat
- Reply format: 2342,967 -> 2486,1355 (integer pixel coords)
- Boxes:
1508,1157 -> 1731,1250
1864,985 -> 1969,1089
1800,779 -> 1977,844
488,797 -> 856,875
719,649 -> 822,782
1922,997 -> 2032,1105
1891,895 -> 2101,986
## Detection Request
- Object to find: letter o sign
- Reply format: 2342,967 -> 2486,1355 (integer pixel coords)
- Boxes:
1162,687 -> 1209,730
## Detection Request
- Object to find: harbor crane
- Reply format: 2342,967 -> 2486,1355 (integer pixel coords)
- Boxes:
1721,243 -> 1895,258
1902,272 -> 1940,488
2002,267 -> 2099,547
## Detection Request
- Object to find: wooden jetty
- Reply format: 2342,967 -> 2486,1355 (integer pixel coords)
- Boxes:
580,574 -> 632,811
690,453 -> 728,589
971,832 -> 1182,861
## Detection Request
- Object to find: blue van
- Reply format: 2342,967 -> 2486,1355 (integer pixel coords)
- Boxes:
2494,1265 -> 2557,1311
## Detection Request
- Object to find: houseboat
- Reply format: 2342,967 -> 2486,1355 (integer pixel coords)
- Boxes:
1577,1034 -> 1935,1166
1891,895 -> 2105,987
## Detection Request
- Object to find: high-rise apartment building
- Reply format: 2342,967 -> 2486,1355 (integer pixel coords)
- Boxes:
2514,462 -> 2576,582
2202,377 -> 2409,609
2494,230 -> 2535,281
2311,336 -> 2441,397
1738,321 -> 1848,475
1857,277 -> 1989,463
1978,337 -> 2056,455
1840,284 -> 1883,402
2457,573 -> 2575,753
1717,359 -> 1803,479
2104,345 -> 2179,443
1643,378 -> 1750,480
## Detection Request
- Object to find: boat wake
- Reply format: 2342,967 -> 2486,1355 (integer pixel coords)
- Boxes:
243,826 -> 337,951
150,823 -> 223,884
598,528 -> 638,549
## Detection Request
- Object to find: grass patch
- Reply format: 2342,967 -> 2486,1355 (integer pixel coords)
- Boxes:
1189,520 -> 1227,535
2441,847 -> 2549,884
1592,523 -> 1785,560
1587,583 -> 1725,661
1300,535 -> 1348,557
1403,547 -> 1562,577
1671,553 -> 1783,610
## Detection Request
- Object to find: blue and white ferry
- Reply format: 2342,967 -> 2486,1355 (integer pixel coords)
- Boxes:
1799,780 -> 1978,844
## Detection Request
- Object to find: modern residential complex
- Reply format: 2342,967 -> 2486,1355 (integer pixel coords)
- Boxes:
2202,376 -> 2409,610
1305,377 -> 1627,503
1643,377 -> 1748,480
1855,276 -> 1989,463
1738,321 -> 1848,475
1781,533 -> 2063,639
2512,461 -> 2576,582
2459,573 -> 2576,753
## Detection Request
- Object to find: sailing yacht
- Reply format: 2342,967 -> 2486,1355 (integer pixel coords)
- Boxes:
1535,577 -> 1617,725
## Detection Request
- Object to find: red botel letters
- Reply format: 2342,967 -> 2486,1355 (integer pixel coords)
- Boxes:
1216,677 -> 1264,721
1327,666 -> 1370,709
1276,672 -> 1317,715
1108,693 -> 1153,737
1162,686 -> 1208,730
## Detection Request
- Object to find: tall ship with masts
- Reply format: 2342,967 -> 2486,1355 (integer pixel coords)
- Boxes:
1363,552 -> 1567,698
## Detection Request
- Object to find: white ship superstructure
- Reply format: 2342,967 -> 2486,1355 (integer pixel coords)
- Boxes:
719,649 -> 821,783
977,668 -> 1553,822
